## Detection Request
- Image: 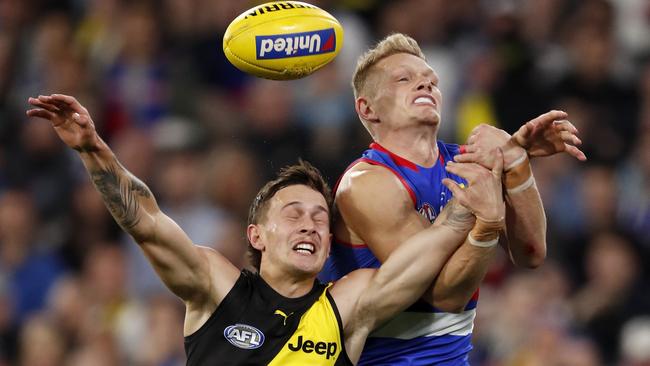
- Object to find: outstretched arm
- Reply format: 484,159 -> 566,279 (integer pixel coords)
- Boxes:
26,94 -> 239,307
333,151 -> 505,363
454,110 -> 586,267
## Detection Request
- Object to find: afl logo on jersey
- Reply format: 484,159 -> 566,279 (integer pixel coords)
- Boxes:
418,203 -> 436,223
224,324 -> 265,349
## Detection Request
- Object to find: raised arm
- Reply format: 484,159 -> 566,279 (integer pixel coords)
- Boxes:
26,94 -> 239,312
332,151 -> 505,363
455,110 -> 586,267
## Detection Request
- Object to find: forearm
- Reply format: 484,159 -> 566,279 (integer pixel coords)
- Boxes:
428,240 -> 497,312
503,156 -> 546,268
79,138 -> 159,242
365,200 -> 474,326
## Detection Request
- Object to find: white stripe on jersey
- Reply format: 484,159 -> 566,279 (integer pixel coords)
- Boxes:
369,309 -> 475,339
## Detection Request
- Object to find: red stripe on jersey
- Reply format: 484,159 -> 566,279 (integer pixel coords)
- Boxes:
333,236 -> 368,248
370,143 -> 419,172
357,158 -> 417,207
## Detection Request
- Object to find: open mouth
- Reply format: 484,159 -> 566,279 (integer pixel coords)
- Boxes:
293,242 -> 315,255
414,96 -> 436,106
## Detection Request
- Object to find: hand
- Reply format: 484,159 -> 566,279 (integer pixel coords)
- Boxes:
443,148 -> 505,222
26,94 -> 100,152
454,124 -> 525,170
511,110 -> 587,161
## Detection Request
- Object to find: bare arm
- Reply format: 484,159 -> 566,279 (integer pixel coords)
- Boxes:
335,162 -> 498,312
332,153 -> 505,363
26,94 -> 239,308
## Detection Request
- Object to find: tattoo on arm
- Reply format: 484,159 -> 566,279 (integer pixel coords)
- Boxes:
441,200 -> 475,233
90,164 -> 153,231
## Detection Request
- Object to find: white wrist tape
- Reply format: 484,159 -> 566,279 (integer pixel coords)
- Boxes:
506,175 -> 536,194
468,233 -> 499,248
505,152 -> 528,171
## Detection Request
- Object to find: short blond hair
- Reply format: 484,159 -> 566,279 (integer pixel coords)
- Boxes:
352,33 -> 425,99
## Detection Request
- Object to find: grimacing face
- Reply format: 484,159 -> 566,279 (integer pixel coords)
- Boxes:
250,185 -> 331,277
364,53 -> 442,130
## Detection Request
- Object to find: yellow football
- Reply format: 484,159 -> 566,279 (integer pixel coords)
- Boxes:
223,1 -> 344,80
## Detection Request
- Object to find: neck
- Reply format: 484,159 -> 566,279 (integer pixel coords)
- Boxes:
260,266 -> 315,298
374,125 -> 439,167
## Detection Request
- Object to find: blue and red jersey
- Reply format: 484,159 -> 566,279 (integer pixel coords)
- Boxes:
319,141 -> 477,366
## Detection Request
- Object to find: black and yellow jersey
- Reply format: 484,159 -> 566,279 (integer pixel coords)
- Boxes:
185,270 -> 353,366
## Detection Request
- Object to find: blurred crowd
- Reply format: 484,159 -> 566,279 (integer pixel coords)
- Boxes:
1,0 -> 650,365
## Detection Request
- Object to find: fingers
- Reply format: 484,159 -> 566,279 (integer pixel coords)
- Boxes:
535,110 -> 568,124
445,161 -> 484,182
492,148 -> 504,178
523,110 -> 568,136
28,96 -> 59,109
564,144 -> 587,161
26,108 -> 55,120
559,130 -> 582,145
454,152 -> 479,163
44,94 -> 88,115
513,122 -> 532,147
553,119 -> 578,134
442,178 -> 467,204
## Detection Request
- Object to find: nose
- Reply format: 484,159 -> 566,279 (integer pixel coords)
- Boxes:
416,78 -> 433,92
299,217 -> 317,234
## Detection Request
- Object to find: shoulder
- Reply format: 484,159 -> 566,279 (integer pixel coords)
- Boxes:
194,245 -> 242,305
328,268 -> 376,324
336,162 -> 413,209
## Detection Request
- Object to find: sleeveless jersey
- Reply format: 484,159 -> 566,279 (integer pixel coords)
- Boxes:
185,270 -> 352,366
319,141 -> 477,366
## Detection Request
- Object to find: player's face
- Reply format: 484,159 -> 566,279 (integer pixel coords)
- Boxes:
369,53 -> 441,129
258,185 -> 331,277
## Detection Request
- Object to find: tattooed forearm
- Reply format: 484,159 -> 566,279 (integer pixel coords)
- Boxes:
440,199 -> 475,233
90,164 -> 153,231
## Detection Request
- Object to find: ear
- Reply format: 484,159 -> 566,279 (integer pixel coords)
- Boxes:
326,233 -> 333,256
247,224 -> 265,251
356,96 -> 379,124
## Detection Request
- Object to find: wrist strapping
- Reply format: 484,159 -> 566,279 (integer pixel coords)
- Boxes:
504,155 -> 532,190
468,233 -> 499,248
469,216 -> 504,246
505,151 -> 528,171
507,175 -> 536,194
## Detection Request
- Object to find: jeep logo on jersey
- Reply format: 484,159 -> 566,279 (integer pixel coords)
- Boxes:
256,28 -> 336,59
287,335 -> 337,359
224,324 -> 265,349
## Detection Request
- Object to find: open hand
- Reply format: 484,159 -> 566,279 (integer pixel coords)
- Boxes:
512,110 -> 586,161
26,94 -> 99,152
443,148 -> 505,222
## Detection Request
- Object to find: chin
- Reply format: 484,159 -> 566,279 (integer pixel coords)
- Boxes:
417,115 -> 440,127
291,266 -> 319,279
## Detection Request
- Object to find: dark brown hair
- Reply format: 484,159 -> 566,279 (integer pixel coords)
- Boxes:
247,160 -> 333,271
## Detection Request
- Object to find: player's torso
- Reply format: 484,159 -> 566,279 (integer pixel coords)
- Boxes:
320,141 -> 475,366
185,270 -> 352,366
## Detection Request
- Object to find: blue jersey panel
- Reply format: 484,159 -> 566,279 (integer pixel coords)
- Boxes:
359,335 -> 472,366
319,141 -> 476,365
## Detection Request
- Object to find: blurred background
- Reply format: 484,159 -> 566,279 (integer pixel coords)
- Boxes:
1,0 -> 650,365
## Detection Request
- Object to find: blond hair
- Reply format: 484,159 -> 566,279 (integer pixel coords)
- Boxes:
352,33 -> 425,99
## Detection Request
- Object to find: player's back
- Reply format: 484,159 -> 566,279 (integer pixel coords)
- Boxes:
319,141 -> 475,366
